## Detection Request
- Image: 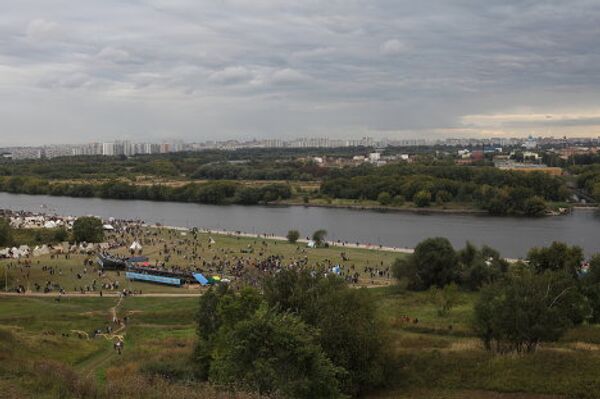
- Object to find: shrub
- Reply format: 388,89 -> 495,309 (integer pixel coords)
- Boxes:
473,271 -> 590,353
312,229 -> 327,246
527,241 -> 584,277
209,310 -> 342,398
377,192 -> 392,205
393,195 -> 405,206
413,190 -> 432,207
264,269 -> 392,396
0,218 -> 13,246
393,237 -> 459,290
286,230 -> 300,244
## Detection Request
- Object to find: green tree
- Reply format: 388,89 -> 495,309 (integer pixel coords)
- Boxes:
72,216 -> 104,243
393,237 -> 459,290
435,190 -> 452,204
286,229 -> 300,244
474,271 -> 590,353
312,229 -> 328,246
393,195 -> 405,206
523,196 -> 547,216
377,191 -> 392,205
209,310 -> 342,399
527,242 -> 584,277
263,269 -> 391,396
0,218 -> 13,247
458,242 -> 508,291
429,283 -> 462,316
195,285 -> 342,398
53,227 -> 69,242
581,255 -> 600,323
413,190 -> 432,207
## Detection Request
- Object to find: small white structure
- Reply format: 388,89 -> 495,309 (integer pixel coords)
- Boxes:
368,152 -> 381,162
43,221 -> 58,229
103,224 -> 115,231
307,240 -> 317,248
33,245 -> 50,257
130,241 -> 143,251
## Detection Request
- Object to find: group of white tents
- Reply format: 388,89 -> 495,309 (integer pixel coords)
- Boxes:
0,242 -> 113,259
9,216 -> 75,230
0,244 -> 54,259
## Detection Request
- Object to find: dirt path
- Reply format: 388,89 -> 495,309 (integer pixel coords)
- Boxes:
77,296 -> 127,378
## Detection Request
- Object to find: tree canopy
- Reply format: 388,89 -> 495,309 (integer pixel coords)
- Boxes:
473,271 -> 590,353
72,216 -> 104,243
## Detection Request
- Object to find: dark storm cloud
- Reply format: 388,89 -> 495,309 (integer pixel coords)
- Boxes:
1,0 -> 600,145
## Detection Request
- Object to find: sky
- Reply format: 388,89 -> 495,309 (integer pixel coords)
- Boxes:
1,0 -> 600,146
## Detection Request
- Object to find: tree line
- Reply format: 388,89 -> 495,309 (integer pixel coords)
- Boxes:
0,176 -> 292,206
321,164 -> 568,215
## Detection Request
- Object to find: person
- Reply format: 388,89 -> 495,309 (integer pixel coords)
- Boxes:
114,340 -> 123,355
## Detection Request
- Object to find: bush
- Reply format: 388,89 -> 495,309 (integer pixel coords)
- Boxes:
286,230 -> 300,244
195,286 -> 342,398
312,229 -> 327,246
581,255 -> 600,323
263,269 -> 392,396
72,216 -> 104,243
527,242 -> 584,277
435,190 -> 452,204
393,237 -> 459,290
393,195 -> 405,206
413,190 -> 432,207
473,271 -> 590,353
209,310 -> 341,398
523,196 -> 547,216
0,218 -> 13,246
377,192 -> 392,205
429,283 -> 462,316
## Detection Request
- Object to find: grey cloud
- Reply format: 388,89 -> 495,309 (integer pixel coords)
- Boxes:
1,0 -> 600,145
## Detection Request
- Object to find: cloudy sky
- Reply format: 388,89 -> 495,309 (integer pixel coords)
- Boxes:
1,0 -> 600,145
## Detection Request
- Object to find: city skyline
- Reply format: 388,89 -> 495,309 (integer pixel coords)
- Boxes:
1,1 -> 600,145
3,134 -> 600,160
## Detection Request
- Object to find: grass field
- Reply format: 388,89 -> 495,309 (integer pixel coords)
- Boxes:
3,284 -> 600,398
3,228 -> 600,398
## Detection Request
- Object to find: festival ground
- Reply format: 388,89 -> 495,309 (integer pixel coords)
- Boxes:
1,227 -> 399,296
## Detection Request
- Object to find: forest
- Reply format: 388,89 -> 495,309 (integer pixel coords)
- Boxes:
0,150 -> 573,215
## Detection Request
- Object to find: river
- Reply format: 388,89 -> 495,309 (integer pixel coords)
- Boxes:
0,192 -> 598,258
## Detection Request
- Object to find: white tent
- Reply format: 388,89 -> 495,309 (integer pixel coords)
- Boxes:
103,224 -> 115,231
33,245 -> 50,257
307,240 -> 317,248
18,245 -> 31,255
44,221 -> 58,229
52,244 -> 65,254
209,237 -> 216,245
79,243 -> 95,253
130,241 -> 143,251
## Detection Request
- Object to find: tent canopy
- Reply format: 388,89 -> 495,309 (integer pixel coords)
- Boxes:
193,273 -> 209,286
